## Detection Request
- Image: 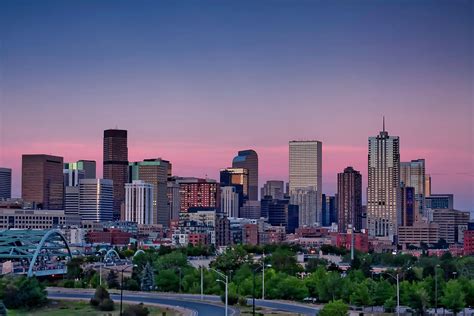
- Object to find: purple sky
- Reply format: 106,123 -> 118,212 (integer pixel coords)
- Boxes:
0,1 -> 473,212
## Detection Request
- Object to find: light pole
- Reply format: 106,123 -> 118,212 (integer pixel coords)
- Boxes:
120,264 -> 137,316
383,271 -> 400,316
435,264 -> 440,315
210,268 -> 228,316
253,264 -> 272,316
200,266 -> 204,301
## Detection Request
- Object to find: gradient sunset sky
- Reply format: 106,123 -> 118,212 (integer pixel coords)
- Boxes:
0,0 -> 473,212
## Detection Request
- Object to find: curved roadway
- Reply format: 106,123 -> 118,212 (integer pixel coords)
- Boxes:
47,288 -> 319,315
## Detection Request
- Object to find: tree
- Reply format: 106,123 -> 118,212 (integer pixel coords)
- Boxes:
441,280 -> 465,315
318,300 -> 348,316
140,262 -> 155,291
90,285 -> 114,311
3,276 -> 47,309
155,269 -> 179,292
106,270 -> 120,289
66,257 -> 84,279
372,280 -> 394,306
350,281 -> 372,307
384,297 -> 396,313
0,300 -> 6,316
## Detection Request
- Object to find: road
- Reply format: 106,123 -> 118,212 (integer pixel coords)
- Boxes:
47,288 -> 319,315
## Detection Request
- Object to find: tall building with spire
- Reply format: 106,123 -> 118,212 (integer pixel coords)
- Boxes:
103,129 -> 128,220
232,150 -> 258,201
367,119 -> 401,240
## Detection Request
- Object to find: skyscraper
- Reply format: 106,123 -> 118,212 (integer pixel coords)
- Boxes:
400,159 -> 425,219
232,150 -> 258,201
177,177 -> 220,213
337,167 -> 362,232
0,168 -> 12,199
220,167 -> 249,201
125,180 -> 153,225
103,129 -> 128,220
64,160 -> 96,186
22,154 -> 64,210
401,185 -> 415,226
321,194 -> 337,226
367,121 -> 400,240
425,174 -> 432,197
129,158 -> 170,226
220,186 -> 240,217
79,178 -> 113,222
261,180 -> 285,200
289,140 -> 322,226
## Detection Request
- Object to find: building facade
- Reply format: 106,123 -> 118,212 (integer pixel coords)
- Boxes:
79,179 -> 113,222
232,150 -> 259,201
398,222 -> 439,246
22,154 -> 64,210
367,125 -> 400,240
129,158 -> 170,226
103,129 -> 128,220
425,194 -> 454,210
64,160 -> 96,186
289,140 -> 322,226
0,168 -> 11,199
125,180 -> 153,225
400,159 -> 425,219
261,180 -> 285,200
321,194 -> 337,227
337,167 -> 362,232
177,178 -> 220,213
220,168 -> 249,201
0,208 -> 70,229
401,185 -> 415,226
220,186 -> 240,218
240,200 -> 261,219
432,209 -> 470,244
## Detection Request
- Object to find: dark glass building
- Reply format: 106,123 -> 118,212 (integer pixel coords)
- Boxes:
337,166 -> 362,232
0,168 -> 11,199
267,198 -> 299,234
103,129 -> 128,220
232,150 -> 258,201
321,194 -> 337,226
22,154 -> 64,209
401,185 -> 415,226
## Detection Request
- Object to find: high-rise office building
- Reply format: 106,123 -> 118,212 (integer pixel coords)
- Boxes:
103,129 -> 128,220
289,189 -> 319,227
367,122 -> 400,240
220,168 -> 249,203
426,194 -> 454,210
22,154 -> 64,210
125,180 -> 153,225
167,180 -> 181,221
0,168 -> 12,199
289,140 -> 322,226
266,198 -> 299,234
232,150 -> 258,201
321,194 -> 337,227
64,186 -> 80,216
177,177 -> 220,213
240,200 -> 261,219
337,167 -> 362,232
220,186 -> 240,217
129,158 -> 170,226
400,185 -> 415,226
64,160 -> 96,186
425,174 -> 431,197
261,180 -> 285,200
79,179 -> 113,222
400,159 -> 425,219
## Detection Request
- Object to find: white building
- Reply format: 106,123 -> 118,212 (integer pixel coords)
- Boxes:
125,180 -> 153,225
289,140 -> 322,226
220,186 -> 240,217
367,121 -> 400,241
79,179 -> 113,222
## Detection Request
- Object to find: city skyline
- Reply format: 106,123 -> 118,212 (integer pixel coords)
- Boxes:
0,0 -> 472,212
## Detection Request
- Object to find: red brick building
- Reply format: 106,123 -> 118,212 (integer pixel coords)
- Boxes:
464,230 -> 474,255
336,231 -> 369,253
242,223 -> 258,246
86,229 -> 132,245
188,233 -> 209,246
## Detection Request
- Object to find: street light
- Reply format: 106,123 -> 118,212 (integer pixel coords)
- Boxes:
120,264 -> 137,316
253,264 -> 272,316
435,264 -> 440,315
383,271 -> 400,316
210,268 -> 228,316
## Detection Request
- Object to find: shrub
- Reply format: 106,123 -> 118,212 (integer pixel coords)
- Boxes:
123,303 -> 150,316
99,298 -> 115,311
221,291 -> 239,305
238,296 -> 248,306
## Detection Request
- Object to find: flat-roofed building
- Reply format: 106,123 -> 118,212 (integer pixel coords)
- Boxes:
398,222 -> 440,246
432,209 -> 470,244
0,208 -> 77,229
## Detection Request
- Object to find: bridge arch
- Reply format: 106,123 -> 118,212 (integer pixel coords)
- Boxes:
104,249 -> 121,263
133,249 -> 145,258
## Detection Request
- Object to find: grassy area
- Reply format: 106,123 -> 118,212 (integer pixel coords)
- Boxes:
7,300 -> 178,316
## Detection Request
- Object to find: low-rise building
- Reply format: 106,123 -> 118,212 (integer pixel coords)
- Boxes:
398,222 -> 440,247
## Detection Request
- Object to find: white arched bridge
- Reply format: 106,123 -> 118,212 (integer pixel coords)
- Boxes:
0,229 -> 73,277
